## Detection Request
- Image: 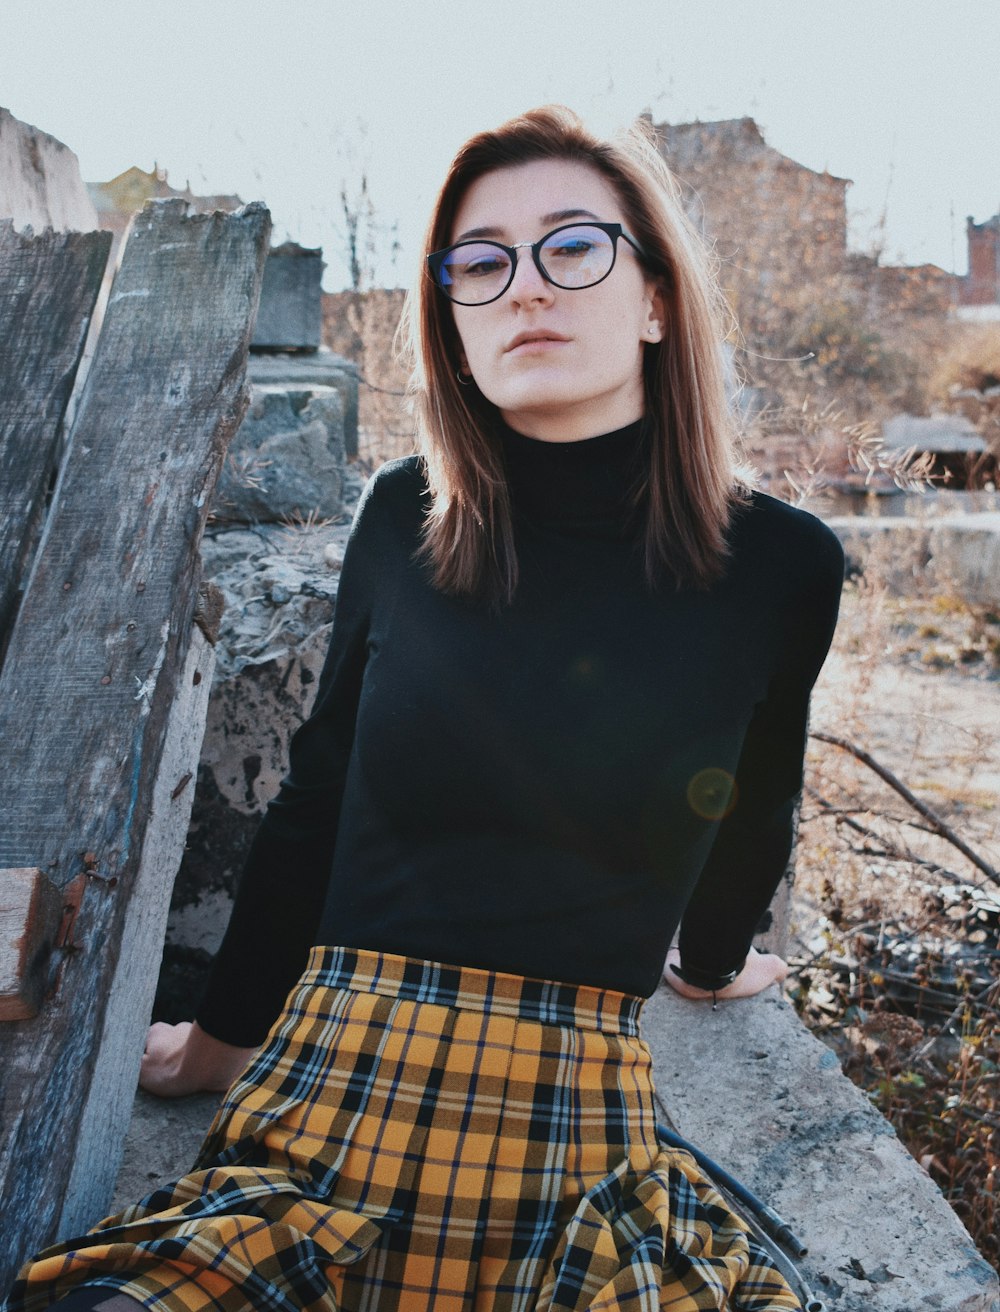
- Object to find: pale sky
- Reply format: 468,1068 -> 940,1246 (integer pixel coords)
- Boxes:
4,0 -> 998,289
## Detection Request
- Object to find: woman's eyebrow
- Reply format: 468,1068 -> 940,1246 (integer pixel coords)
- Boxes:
453,208 -> 602,243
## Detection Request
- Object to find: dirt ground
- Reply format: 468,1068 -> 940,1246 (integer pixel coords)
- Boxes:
801,585 -> 999,923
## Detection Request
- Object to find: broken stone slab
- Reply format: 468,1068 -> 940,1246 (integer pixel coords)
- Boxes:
249,349 -> 360,457
251,241 -> 323,352
644,986 -> 999,1311
828,513 -> 1000,606
212,384 -> 345,524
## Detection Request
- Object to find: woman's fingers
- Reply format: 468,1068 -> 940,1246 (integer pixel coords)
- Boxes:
139,1021 -> 194,1097
140,1020 -> 258,1099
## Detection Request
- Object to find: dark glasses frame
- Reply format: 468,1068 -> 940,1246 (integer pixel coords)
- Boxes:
427,221 -> 647,306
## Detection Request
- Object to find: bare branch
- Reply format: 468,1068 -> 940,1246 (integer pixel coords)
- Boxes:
809,731 -> 1000,886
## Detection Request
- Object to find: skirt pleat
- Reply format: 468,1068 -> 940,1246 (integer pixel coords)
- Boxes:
7,947 -> 801,1312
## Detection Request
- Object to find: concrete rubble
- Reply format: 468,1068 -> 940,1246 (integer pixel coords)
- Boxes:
211,383 -> 347,524
249,350 -> 361,457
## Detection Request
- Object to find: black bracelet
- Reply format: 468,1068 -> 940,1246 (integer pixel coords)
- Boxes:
669,959 -> 744,992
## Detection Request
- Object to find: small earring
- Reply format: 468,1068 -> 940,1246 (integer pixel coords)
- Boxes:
456,367 -> 474,387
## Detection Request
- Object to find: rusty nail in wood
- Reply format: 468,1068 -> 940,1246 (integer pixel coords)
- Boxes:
136,581 -> 146,593
100,675 -> 112,685
193,671 -> 202,685
171,772 -> 193,800
62,582 -> 71,591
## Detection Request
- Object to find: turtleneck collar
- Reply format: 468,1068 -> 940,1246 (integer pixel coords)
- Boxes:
499,417 -> 649,540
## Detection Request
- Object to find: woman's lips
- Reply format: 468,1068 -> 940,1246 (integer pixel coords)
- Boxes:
504,332 -> 571,356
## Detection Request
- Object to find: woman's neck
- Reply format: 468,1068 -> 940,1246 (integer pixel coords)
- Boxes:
498,401 -> 645,444
499,416 -> 648,539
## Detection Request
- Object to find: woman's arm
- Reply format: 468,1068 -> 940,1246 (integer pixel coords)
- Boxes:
184,472 -> 388,1058
670,516 -> 845,996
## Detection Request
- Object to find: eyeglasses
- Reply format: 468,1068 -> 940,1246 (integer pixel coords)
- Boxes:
427,222 -> 646,306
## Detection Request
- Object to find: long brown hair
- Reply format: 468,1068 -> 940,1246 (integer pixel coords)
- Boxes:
401,105 -> 742,604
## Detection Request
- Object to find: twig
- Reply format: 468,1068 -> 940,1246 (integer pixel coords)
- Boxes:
941,1102 -> 1000,1133
805,786 -> 971,886
810,731 -> 1000,886
356,371 -> 407,397
913,980 -> 1000,1061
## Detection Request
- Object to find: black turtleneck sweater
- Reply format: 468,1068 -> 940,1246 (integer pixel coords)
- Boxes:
197,421 -> 845,1046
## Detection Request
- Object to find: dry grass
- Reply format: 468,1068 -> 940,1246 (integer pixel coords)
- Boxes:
793,578 -> 1000,1269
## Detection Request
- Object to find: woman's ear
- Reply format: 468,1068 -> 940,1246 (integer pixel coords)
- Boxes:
643,284 -> 666,343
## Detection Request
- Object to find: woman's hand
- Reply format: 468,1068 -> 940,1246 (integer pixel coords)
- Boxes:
663,947 -> 789,1001
140,1020 -> 257,1099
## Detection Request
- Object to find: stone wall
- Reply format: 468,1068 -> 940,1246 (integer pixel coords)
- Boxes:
652,117 -> 850,342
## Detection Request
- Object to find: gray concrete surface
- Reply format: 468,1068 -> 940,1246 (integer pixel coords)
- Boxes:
251,242 -> 324,351
112,986 -> 999,1310
828,512 -> 1000,605
645,986 -> 1000,1312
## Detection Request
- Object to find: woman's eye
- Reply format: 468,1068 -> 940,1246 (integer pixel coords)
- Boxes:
547,240 -> 594,259
465,255 -> 508,277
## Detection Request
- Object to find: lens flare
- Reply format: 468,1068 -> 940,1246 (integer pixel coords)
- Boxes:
686,768 -> 738,821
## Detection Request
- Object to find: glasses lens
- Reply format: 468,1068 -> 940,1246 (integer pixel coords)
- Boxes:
436,242 -> 512,303
538,225 -> 615,288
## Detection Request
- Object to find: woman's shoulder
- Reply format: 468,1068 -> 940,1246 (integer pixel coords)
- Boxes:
730,489 -> 845,578
360,454 -> 428,507
352,455 -> 429,537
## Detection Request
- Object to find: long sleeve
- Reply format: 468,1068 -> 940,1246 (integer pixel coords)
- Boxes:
195,478 -> 381,1046
677,518 -> 845,985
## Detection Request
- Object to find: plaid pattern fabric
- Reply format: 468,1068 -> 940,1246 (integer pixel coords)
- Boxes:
10,947 -> 800,1312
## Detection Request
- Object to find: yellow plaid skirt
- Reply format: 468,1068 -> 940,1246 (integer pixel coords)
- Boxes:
11,947 -> 801,1311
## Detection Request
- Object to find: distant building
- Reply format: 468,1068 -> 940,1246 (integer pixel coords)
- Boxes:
650,116 -> 851,339
957,213 -> 1000,318
87,165 -> 243,260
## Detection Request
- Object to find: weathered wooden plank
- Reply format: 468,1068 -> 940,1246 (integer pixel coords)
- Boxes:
59,626 -> 215,1235
0,869 -> 64,1019
0,198 -> 270,1282
0,222 -> 110,658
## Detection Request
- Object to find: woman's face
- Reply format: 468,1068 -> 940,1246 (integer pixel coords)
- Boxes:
448,158 -> 664,442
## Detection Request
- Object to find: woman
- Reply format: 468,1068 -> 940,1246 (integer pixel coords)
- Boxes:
8,106 -> 843,1312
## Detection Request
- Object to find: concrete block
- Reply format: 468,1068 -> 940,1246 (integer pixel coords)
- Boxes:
113,1090 -> 221,1211
828,513 -> 1000,605
644,986 -> 999,1311
249,350 -> 360,457
213,384 -> 345,524
251,241 -> 323,351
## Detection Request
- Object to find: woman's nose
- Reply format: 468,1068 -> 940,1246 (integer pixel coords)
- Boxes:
508,249 -> 554,307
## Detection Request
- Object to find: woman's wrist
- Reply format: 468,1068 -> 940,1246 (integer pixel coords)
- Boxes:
668,958 -> 744,992
183,1021 -> 257,1085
